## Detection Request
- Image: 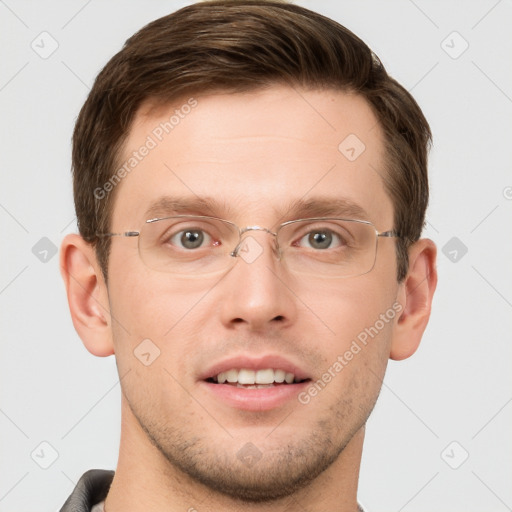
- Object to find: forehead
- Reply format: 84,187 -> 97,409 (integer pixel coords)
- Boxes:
111,86 -> 393,229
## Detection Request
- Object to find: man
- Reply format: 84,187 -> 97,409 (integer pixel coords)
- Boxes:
60,1 -> 437,510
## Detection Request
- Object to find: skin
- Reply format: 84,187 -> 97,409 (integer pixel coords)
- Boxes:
61,85 -> 437,512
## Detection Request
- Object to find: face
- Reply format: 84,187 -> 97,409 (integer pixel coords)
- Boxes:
106,86 -> 402,500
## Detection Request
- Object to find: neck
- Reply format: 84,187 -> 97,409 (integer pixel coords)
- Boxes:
105,398 -> 364,512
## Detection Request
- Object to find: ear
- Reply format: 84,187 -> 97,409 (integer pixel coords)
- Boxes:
60,234 -> 114,357
390,238 -> 437,360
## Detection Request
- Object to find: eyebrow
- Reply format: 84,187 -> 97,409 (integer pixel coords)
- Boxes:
278,196 -> 368,222
144,195 -> 235,219
144,195 -> 369,223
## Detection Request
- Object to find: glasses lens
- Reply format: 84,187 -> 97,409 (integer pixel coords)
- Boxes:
139,216 -> 239,275
137,216 -> 378,278
277,219 -> 377,278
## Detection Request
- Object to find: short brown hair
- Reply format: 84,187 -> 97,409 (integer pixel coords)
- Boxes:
73,0 -> 431,282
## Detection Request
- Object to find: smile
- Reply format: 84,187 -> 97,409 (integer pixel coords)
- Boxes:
208,368 -> 307,388
200,356 -> 312,411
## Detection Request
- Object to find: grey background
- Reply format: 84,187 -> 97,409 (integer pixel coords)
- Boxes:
1,1 -> 511,510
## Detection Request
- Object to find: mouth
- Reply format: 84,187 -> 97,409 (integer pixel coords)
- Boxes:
206,368 -> 309,388
200,356 -> 312,411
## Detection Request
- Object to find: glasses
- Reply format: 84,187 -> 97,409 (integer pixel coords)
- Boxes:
97,215 -> 399,278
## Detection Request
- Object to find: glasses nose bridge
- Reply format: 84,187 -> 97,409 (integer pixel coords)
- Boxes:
231,225 -> 278,258
239,225 -> 276,237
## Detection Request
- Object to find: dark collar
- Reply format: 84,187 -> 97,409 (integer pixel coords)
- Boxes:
60,470 -> 114,512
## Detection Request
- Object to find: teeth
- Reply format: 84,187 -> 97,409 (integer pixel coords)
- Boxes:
285,372 -> 295,384
274,369 -> 285,383
213,368 -> 299,385
237,369 -> 255,385
226,369 -> 238,383
255,369 -> 274,384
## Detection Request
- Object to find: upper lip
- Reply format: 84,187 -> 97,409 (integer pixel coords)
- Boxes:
199,354 -> 311,382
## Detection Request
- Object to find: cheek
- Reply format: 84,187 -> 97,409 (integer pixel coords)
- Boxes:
108,244 -> 196,334
315,277 -> 397,336
107,260 -> 215,374
305,275 -> 399,383
107,275 -> 201,412
305,283 -> 397,416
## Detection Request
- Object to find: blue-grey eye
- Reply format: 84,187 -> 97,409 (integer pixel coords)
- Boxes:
298,230 -> 343,250
171,229 -> 211,249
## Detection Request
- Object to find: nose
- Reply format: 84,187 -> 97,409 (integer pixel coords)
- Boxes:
218,231 -> 297,332
230,225 -> 277,257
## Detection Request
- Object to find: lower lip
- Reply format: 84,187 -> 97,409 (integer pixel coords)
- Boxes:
200,381 -> 310,411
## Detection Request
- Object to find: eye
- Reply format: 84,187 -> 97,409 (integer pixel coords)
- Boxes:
168,228 -> 214,250
295,229 -> 345,250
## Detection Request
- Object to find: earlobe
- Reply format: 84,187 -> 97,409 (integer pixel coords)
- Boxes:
60,234 -> 114,357
390,238 -> 437,361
